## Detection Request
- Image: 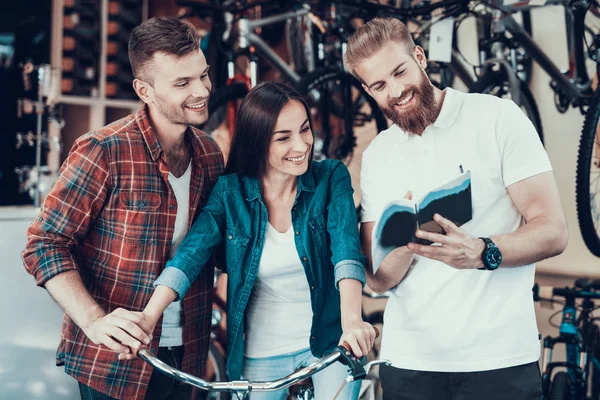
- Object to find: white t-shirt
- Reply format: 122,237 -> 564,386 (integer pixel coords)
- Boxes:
360,88 -> 552,372
244,222 -> 313,358
159,161 -> 192,347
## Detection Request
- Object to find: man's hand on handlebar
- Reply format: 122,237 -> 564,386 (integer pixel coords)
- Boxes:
81,308 -> 154,358
99,310 -> 158,361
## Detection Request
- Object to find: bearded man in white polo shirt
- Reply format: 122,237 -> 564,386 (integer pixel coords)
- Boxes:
344,18 -> 568,400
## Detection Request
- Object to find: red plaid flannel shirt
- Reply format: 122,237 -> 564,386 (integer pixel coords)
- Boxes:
22,105 -> 224,399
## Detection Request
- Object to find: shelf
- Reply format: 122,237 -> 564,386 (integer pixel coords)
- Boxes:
57,95 -> 102,106
57,95 -> 141,109
49,0 -> 148,166
104,98 -> 141,109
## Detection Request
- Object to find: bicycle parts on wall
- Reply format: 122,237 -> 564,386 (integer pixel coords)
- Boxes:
13,62 -> 63,207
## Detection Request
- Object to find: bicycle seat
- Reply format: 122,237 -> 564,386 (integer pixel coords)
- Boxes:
574,278 -> 600,290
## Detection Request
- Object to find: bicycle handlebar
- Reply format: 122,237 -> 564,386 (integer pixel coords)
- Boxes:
177,0 -> 301,15
138,342 -> 389,394
349,0 -> 470,19
574,278 -> 600,290
533,283 -> 600,301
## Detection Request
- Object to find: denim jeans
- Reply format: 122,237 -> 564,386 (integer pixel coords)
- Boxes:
242,347 -> 360,400
78,346 -> 197,400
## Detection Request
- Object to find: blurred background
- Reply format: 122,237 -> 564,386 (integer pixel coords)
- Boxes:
1,0 -> 600,399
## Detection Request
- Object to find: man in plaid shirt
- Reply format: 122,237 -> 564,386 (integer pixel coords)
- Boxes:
22,18 -> 224,399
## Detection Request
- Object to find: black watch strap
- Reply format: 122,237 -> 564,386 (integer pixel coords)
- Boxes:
478,237 -> 498,271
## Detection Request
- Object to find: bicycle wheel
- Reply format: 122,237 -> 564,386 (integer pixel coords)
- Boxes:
286,15 -> 314,75
197,340 -> 230,400
576,88 -> 600,257
199,82 -> 249,161
202,82 -> 249,134
296,66 -> 388,161
548,371 -> 572,400
362,310 -> 384,400
586,323 -> 600,400
517,10 -> 534,85
469,70 -> 544,145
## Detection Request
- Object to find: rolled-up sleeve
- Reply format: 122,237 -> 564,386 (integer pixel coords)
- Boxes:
326,161 -> 366,289
157,178 -> 227,300
22,135 -> 110,287
334,260 -> 366,288
154,266 -> 192,301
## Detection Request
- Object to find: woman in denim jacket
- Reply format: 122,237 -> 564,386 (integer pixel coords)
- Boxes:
132,82 -> 375,399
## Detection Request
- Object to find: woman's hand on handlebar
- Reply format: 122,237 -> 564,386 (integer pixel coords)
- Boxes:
117,311 -> 158,361
118,285 -> 179,360
338,318 -> 378,358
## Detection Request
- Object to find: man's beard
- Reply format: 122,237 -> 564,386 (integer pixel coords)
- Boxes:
379,69 -> 438,135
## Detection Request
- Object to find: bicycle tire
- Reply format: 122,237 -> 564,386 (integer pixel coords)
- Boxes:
469,70 -> 544,145
201,82 -> 249,135
198,341 -> 230,400
362,309 -> 384,400
286,15 -> 313,75
548,371 -> 572,400
576,88 -> 600,257
518,10 -> 534,85
296,66 -> 388,161
586,323 -> 600,400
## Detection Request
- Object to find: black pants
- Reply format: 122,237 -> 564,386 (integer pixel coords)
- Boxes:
78,346 -> 200,400
380,362 -> 542,400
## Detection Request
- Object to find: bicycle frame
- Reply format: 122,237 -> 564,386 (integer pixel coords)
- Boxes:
493,0 -> 596,106
541,296 -> 587,399
227,5 -> 312,87
449,49 -> 477,88
539,287 -> 600,399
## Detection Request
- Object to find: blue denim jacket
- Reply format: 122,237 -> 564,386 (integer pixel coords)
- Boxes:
155,159 -> 366,380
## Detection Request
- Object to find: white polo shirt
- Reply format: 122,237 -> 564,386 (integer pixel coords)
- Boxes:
361,88 -> 552,372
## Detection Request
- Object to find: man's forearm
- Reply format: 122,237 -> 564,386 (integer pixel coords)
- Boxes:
493,216 -> 568,267
366,247 -> 414,293
44,270 -> 106,331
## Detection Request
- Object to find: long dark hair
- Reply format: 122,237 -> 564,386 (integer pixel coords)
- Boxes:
225,82 -> 313,179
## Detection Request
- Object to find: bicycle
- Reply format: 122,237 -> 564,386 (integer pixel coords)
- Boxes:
320,0 -> 544,144
359,289 -> 390,400
178,0 -> 387,162
533,279 -> 600,399
448,0 -> 600,255
197,271 -> 230,400
394,0 -> 544,140
138,340 -> 390,400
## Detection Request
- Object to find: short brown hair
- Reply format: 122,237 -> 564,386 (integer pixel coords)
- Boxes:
128,17 -> 200,84
343,18 -> 415,80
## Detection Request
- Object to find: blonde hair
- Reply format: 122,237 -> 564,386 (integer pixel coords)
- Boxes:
343,18 -> 415,80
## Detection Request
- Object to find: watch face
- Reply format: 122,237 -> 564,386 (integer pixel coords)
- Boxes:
485,247 -> 502,269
